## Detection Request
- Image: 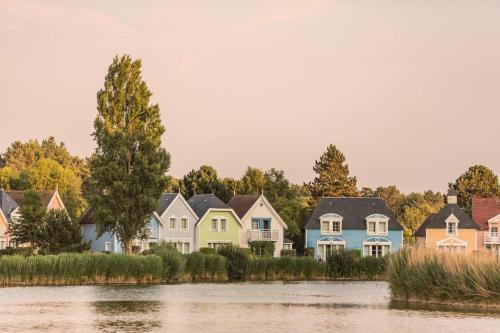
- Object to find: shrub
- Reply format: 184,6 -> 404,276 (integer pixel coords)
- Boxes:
147,241 -> 185,281
184,252 -> 227,280
0,247 -> 34,257
246,256 -> 327,280
199,247 -> 216,255
304,247 -> 315,257
326,249 -> 358,278
250,241 -> 275,257
216,244 -> 248,280
280,249 -> 296,257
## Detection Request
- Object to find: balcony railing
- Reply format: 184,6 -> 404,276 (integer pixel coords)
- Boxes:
247,229 -> 279,242
484,232 -> 500,244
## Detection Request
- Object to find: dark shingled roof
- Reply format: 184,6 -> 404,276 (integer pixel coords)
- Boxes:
79,193 -> 180,225
157,193 -> 179,216
188,194 -> 230,218
303,197 -> 403,230
6,190 -> 56,208
0,190 -> 19,221
227,195 -> 259,218
283,237 -> 294,244
414,204 -> 480,237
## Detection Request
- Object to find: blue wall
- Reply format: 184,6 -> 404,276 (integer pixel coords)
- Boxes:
305,229 -> 403,257
81,215 -> 161,253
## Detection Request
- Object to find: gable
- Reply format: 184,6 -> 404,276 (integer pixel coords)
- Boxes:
242,196 -> 288,229
160,194 -> 198,224
198,209 -> 243,227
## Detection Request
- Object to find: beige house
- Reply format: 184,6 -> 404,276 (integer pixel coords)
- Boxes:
415,190 -> 480,254
228,194 -> 288,256
0,189 -> 66,249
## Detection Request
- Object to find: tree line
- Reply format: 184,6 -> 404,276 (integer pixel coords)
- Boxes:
1,55 -> 499,254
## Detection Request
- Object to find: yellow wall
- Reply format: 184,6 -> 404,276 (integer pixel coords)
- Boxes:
425,228 -> 477,254
47,194 -> 64,210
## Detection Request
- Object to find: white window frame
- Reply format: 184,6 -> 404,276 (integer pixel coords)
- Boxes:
319,213 -> 343,236
366,214 -> 390,236
207,241 -> 231,249
317,239 -> 346,259
169,216 -> 177,230
149,227 -> 158,239
104,241 -> 111,252
180,217 -> 189,231
445,213 -> 459,237
362,240 -> 391,257
210,217 -> 228,232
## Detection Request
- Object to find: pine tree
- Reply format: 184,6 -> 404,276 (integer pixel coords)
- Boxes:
88,55 -> 170,254
9,190 -> 46,247
308,145 -> 358,201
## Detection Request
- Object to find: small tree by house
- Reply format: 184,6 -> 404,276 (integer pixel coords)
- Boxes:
8,190 -> 45,248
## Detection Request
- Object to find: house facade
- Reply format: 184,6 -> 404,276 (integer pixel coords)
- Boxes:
304,197 -> 404,259
80,193 -> 197,253
188,194 -> 242,250
228,194 -> 288,256
415,190 -> 480,254
472,197 -> 500,255
0,189 -> 66,250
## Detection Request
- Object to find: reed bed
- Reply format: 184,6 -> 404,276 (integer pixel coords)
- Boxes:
387,248 -> 500,305
246,256 -> 328,280
183,252 -> 227,281
0,253 -> 164,285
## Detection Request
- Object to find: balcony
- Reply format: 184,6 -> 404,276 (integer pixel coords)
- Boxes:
484,232 -> 500,244
247,229 -> 279,242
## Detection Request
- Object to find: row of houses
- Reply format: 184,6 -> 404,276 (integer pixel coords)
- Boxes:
1,188 -> 499,257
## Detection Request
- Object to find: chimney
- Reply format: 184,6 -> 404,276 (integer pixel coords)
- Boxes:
447,189 -> 458,204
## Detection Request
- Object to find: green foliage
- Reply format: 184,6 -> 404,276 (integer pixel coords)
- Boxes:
249,241 -> 275,257
246,256 -> 327,280
88,55 -> 171,254
39,209 -> 85,254
199,247 -> 216,255
146,242 -> 185,281
239,167 -> 265,195
180,165 -> 233,202
216,244 -> 249,280
0,253 -> 164,285
0,247 -> 34,257
307,144 -> 358,202
304,247 -> 315,257
325,249 -> 387,279
449,165 -> 500,214
9,190 -> 46,246
388,249 -> 500,303
184,252 -> 227,280
280,249 -> 296,256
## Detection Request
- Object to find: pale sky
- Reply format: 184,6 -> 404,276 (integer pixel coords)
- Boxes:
1,0 -> 499,193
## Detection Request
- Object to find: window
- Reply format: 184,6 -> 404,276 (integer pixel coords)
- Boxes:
252,220 -> 260,230
0,240 -> 5,250
284,243 -> 292,250
317,243 -> 345,259
332,221 -> 341,233
208,242 -> 230,249
378,221 -> 387,234
180,218 -> 188,231
104,242 -> 111,252
169,217 -> 177,230
368,221 -> 377,233
364,244 -> 390,257
149,227 -> 158,238
220,219 -> 227,231
491,226 -> 498,236
438,245 -> 465,254
447,222 -> 457,236
211,219 -> 218,231
321,221 -> 330,232
211,218 -> 228,232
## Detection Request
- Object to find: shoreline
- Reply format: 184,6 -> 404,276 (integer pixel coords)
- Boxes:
391,296 -> 500,310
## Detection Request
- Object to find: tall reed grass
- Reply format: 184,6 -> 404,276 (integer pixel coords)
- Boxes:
184,252 -> 227,280
246,256 -> 327,280
0,253 -> 164,285
387,248 -> 500,305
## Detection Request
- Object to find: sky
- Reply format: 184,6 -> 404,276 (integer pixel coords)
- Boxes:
1,0 -> 499,194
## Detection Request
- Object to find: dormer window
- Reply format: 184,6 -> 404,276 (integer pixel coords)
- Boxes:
445,213 -> 459,237
319,213 -> 343,235
366,214 -> 390,236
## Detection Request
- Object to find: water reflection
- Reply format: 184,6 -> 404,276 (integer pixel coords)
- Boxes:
390,299 -> 500,316
92,301 -> 162,332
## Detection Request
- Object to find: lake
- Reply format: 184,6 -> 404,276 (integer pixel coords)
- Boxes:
0,281 -> 498,333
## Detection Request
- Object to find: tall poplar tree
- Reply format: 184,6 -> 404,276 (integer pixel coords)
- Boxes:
88,55 -> 170,254
308,144 -> 358,201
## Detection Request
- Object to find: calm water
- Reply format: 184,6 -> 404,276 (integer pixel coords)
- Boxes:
0,281 -> 498,333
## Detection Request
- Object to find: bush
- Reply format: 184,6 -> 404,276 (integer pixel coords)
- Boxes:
0,247 -> 34,257
216,244 -> 248,280
280,249 -> 296,257
388,248 -> 500,303
304,247 -> 315,257
146,241 -> 185,281
199,247 -> 216,255
184,252 -> 227,280
325,249 -> 386,279
246,256 -> 327,280
250,241 -> 275,257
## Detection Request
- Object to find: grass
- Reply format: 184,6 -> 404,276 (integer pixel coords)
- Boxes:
246,256 -> 327,280
387,248 -> 500,305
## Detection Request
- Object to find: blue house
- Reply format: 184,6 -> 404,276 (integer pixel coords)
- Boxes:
303,197 -> 403,259
80,193 -> 195,253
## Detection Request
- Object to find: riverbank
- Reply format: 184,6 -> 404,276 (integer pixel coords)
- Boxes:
0,247 -> 387,285
387,248 -> 500,308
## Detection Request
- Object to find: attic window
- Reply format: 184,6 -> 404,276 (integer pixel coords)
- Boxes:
447,221 -> 457,236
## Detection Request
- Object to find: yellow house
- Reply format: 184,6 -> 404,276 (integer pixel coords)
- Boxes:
415,190 -> 480,254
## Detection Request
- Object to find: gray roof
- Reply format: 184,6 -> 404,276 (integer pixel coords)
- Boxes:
188,194 -> 230,218
414,204 -> 480,237
227,195 -> 259,218
303,197 -> 403,230
283,237 -> 294,244
156,193 -> 179,216
0,190 -> 19,222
